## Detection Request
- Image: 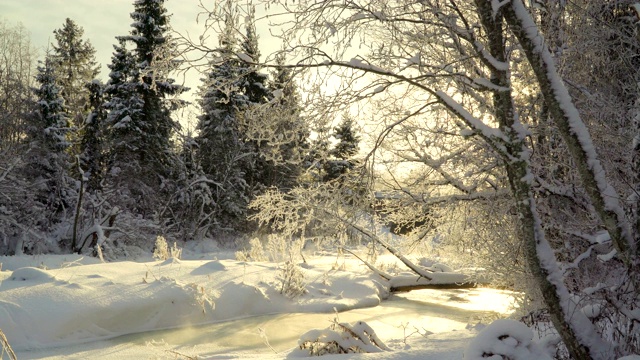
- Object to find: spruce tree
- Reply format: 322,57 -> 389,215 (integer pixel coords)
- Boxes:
195,6 -> 251,231
264,54 -> 309,191
104,0 -> 186,213
103,39 -> 145,209
239,6 -> 271,105
238,5 -> 273,195
121,0 -> 187,181
51,18 -> 100,153
81,80 -> 106,192
323,115 -> 360,182
26,56 -> 74,228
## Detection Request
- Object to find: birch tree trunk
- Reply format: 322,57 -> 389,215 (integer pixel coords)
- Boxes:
476,2 -> 605,358
503,0 -> 635,266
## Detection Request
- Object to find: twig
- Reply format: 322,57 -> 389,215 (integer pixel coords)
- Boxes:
0,329 -> 17,360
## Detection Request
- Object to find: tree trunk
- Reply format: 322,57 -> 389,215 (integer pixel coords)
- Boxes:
502,0 -> 634,265
475,2 -> 605,358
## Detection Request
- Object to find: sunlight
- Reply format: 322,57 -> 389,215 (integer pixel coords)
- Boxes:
399,288 -> 518,315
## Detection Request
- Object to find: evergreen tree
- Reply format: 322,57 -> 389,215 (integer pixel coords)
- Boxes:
81,80 -> 106,192
195,5 -> 251,231
26,55 -> 74,228
238,5 -> 274,195
323,115 -> 360,182
121,0 -> 187,181
103,0 -> 186,213
239,6 -> 271,105
51,18 -> 100,152
103,39 -> 145,209
263,54 -> 309,191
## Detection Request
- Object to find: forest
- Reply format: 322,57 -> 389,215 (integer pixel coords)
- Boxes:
2,0 -> 640,359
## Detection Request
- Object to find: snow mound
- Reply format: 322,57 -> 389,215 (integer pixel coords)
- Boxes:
190,260 -> 226,275
464,319 -> 552,360
8,267 -> 57,282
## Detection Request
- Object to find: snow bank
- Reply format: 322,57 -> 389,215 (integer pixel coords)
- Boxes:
0,256 -> 384,351
464,319 -> 553,360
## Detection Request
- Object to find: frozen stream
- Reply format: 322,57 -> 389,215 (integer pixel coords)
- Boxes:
17,288 -> 515,359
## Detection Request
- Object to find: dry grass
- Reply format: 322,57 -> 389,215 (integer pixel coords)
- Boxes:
0,329 -> 16,360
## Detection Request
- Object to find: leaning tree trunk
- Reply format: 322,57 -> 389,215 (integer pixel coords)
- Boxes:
503,0 -> 635,266
475,2 -> 608,359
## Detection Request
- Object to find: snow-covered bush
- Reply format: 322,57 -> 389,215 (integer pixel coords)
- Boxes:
152,236 -> 181,261
235,237 -> 267,262
297,320 -> 390,356
464,319 -> 553,360
278,260 -> 306,299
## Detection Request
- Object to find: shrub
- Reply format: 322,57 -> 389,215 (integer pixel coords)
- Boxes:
152,236 -> 181,260
298,320 -> 390,355
278,260 -> 306,299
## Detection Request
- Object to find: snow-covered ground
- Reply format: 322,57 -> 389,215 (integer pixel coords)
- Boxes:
0,243 -> 519,359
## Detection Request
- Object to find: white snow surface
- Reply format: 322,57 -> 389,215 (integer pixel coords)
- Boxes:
463,319 -> 553,360
0,247 -> 519,359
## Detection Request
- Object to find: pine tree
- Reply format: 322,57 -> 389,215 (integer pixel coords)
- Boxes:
195,5 -> 251,231
323,115 -> 360,182
81,80 -> 106,192
238,5 -> 274,195
26,55 -> 74,228
121,0 -> 187,181
263,54 -> 309,191
51,18 -> 100,154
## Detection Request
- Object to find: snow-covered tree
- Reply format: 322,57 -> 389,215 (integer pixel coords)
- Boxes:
24,55 -> 75,238
261,54 -> 310,191
51,18 -> 100,150
195,0 -> 640,357
0,21 -> 40,255
323,115 -> 360,183
121,0 -> 187,180
238,4 -> 274,196
103,0 -> 186,214
163,135 -> 215,240
195,3 -> 252,231
0,20 -> 37,152
81,80 -> 106,192
103,39 -> 146,211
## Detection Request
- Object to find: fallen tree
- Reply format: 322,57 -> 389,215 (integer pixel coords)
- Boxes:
341,248 -> 491,293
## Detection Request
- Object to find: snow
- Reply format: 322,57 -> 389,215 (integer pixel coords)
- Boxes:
472,77 -> 509,92
463,319 -> 553,360
435,90 -> 508,142
473,41 -> 509,71
491,0 -> 510,20
236,52 -> 254,63
0,248 -> 520,359
347,57 -> 389,74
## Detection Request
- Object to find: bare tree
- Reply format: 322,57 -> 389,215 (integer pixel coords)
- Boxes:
183,1 -> 640,357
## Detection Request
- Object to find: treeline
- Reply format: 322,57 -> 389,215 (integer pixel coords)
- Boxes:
0,0 -> 362,256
